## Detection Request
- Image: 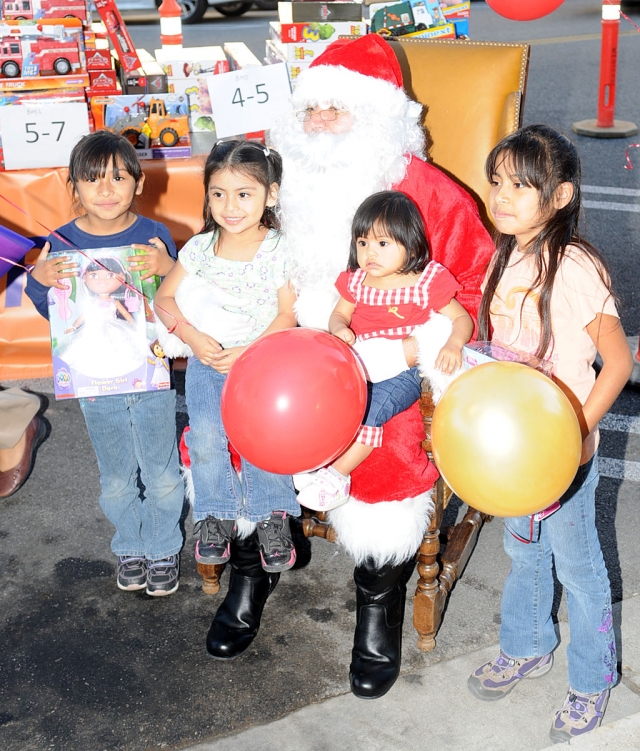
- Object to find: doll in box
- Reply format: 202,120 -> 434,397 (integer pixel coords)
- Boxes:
59,256 -> 147,378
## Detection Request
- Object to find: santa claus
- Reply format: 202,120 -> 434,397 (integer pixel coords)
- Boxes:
268,34 -> 495,700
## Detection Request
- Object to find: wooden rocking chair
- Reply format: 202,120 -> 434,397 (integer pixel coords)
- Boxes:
197,37 -> 530,651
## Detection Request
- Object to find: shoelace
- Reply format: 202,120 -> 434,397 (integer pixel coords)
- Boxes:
197,518 -> 233,544
259,518 -> 289,552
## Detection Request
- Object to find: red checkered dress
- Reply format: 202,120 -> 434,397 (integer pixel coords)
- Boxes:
335,262 -> 461,446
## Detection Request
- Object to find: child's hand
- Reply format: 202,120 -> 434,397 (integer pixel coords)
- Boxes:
30,243 -> 78,290
435,342 -> 463,375
181,327 -> 222,365
332,325 -> 356,346
210,346 -> 246,374
128,237 -> 175,280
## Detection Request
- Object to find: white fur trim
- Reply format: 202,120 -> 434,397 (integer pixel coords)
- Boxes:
414,312 -> 464,403
328,492 -> 434,567
236,517 -> 257,539
293,65 -> 422,125
156,316 -> 193,359
294,287 -> 339,331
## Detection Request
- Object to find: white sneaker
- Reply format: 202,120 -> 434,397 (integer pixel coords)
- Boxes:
296,467 -> 351,511
293,471 -> 316,492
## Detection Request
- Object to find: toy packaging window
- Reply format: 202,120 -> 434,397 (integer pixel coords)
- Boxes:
47,246 -> 170,400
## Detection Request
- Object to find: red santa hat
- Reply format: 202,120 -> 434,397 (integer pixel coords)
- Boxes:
291,34 -> 411,116
308,33 -> 404,89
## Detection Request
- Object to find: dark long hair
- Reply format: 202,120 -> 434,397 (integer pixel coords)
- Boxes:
200,140 -> 283,235
478,124 -> 616,359
348,190 -> 430,273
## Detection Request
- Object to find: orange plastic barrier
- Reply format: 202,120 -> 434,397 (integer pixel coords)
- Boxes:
0,158 -> 206,380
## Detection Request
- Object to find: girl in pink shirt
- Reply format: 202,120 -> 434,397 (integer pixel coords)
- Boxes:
467,125 -> 633,743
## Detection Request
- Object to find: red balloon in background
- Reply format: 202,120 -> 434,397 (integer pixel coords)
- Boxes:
221,328 -> 368,475
486,0 -> 564,21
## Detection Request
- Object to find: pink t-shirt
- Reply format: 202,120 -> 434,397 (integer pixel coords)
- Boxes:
487,245 -> 618,455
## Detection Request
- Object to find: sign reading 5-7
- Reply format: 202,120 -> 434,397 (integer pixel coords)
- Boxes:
25,121 -> 66,143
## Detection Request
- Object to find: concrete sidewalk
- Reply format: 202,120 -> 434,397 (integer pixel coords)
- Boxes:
187,597 -> 640,751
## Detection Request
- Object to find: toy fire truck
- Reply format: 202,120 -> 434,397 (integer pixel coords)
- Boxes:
0,29 -> 80,77
1,0 -> 87,22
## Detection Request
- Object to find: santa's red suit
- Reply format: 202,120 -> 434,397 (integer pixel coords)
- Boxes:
270,35 -> 494,569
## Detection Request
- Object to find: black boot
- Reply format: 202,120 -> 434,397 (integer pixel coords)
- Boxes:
349,559 -> 407,699
206,531 -> 279,660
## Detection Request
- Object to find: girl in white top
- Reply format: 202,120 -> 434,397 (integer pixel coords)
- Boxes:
155,141 -> 299,660
467,125 -> 633,743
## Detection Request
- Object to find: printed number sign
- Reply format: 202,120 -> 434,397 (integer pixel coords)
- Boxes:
206,63 -> 292,138
0,102 -> 90,171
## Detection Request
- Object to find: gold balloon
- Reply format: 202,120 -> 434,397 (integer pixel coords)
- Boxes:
431,362 -> 582,517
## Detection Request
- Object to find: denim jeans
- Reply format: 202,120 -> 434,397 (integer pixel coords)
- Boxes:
185,357 -> 299,523
363,366 -> 423,427
79,389 -> 184,561
500,453 -> 616,694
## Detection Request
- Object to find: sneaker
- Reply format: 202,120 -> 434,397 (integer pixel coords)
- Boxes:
146,555 -> 179,596
296,467 -> 350,511
549,687 -> 610,743
467,650 -> 553,701
117,556 -> 147,591
194,516 -> 237,564
257,511 -> 297,573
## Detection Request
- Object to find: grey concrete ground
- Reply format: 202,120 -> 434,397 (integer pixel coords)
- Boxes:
1,377 -> 640,750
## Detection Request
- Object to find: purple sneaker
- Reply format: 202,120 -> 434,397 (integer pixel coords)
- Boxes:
549,687 -> 610,743
467,650 -> 553,701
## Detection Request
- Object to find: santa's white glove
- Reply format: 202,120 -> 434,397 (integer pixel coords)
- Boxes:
352,338 -> 409,383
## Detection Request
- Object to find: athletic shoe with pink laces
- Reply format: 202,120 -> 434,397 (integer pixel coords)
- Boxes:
296,467 -> 351,511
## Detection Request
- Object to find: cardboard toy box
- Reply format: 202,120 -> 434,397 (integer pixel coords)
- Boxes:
440,1 -> 470,38
0,18 -> 88,92
266,38 -> 332,64
91,92 -> 191,160
154,45 -> 229,78
223,41 -> 262,70
166,75 -> 214,133
92,0 -> 140,73
463,341 -> 553,377
278,2 -> 364,23
120,48 -> 167,95
270,20 -> 367,43
0,0 -> 90,24
47,247 -> 170,400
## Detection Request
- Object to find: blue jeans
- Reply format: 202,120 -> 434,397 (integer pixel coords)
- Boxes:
185,357 -> 299,523
79,389 -> 184,561
500,453 -> 616,694
363,366 -> 423,427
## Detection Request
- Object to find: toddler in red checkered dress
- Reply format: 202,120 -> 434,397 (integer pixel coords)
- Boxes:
296,190 -> 473,511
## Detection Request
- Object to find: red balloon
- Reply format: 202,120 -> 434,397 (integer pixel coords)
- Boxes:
486,0 -> 564,21
221,328 -> 367,474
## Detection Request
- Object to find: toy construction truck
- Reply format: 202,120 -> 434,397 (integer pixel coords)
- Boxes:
111,96 -> 189,148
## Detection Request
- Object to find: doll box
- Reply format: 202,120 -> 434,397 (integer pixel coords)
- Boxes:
47,246 -> 170,400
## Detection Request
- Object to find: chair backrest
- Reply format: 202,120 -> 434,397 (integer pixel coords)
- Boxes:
390,38 -> 530,225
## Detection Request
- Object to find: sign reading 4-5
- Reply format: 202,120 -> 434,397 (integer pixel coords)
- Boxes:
206,64 -> 292,138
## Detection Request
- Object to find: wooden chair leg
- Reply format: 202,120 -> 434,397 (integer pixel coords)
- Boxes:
196,562 -> 225,595
413,494 -> 489,652
413,480 -> 446,652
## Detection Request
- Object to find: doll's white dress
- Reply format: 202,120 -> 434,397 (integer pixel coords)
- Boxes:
60,296 -> 148,378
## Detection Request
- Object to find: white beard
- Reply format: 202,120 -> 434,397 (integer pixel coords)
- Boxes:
270,102 -> 424,329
